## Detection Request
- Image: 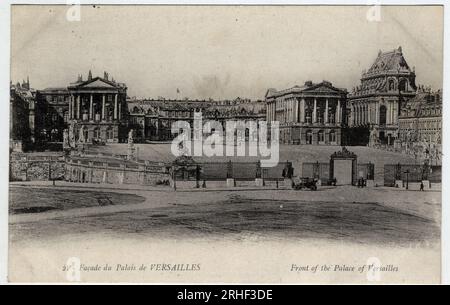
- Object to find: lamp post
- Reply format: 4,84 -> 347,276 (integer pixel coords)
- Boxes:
404,169 -> 410,190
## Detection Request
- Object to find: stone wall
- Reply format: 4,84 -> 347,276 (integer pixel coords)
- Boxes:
65,159 -> 170,186
10,153 -> 170,185
10,154 -> 66,181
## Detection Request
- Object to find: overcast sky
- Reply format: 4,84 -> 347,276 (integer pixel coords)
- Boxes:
11,5 -> 443,100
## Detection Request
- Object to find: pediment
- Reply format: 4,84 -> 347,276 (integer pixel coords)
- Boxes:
303,84 -> 343,94
80,79 -> 117,88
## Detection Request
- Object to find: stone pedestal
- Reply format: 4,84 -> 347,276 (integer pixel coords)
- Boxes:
422,180 -> 430,189
226,178 -> 235,188
395,180 -> 403,188
255,178 -> 264,187
366,180 -> 375,187
316,179 -> 322,187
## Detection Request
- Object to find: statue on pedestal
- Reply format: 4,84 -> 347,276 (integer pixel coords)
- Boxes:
128,129 -> 134,145
78,125 -> 85,143
127,129 -> 136,160
68,121 -> 76,148
63,129 -> 70,150
369,128 -> 378,146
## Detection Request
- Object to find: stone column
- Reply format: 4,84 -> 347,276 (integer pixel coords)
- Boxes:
325,98 -> 329,124
300,98 -> 305,123
363,104 -> 366,124
118,102 -> 122,120
387,102 -> 391,125
89,94 -> 93,121
77,95 -> 81,119
290,99 -> 293,122
294,98 -> 299,122
393,102 -> 398,124
358,105 -> 362,125
313,98 -> 317,124
366,104 -> 369,124
102,94 -> 106,121
68,95 -> 72,119
375,103 -> 380,125
337,99 -> 341,124
114,94 -> 118,120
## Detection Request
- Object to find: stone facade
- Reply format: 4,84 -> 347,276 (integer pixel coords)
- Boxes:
348,47 -> 417,146
127,98 -> 266,142
265,80 -> 347,145
65,158 -> 170,185
35,87 -> 70,144
67,71 -> 128,144
10,79 -> 35,151
398,89 -> 442,145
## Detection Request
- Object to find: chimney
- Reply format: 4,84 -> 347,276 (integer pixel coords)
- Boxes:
88,70 -> 92,81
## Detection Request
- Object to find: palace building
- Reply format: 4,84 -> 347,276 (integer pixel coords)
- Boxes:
398,88 -> 442,145
35,87 -> 70,144
265,80 -> 347,145
10,78 -> 36,152
67,71 -> 128,143
127,98 -> 266,142
348,47 -> 417,146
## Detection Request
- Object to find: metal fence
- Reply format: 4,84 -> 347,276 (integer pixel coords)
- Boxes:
173,161 -> 292,182
384,164 -> 441,186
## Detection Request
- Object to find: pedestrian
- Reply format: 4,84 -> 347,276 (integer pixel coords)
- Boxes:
420,182 -> 424,191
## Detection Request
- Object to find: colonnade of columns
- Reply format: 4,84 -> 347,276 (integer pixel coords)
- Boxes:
266,97 -> 343,125
68,93 -> 121,121
351,101 -> 398,126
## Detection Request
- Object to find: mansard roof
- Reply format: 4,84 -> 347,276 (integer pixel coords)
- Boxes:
265,80 -> 347,99
364,47 -> 413,77
400,90 -> 442,118
127,98 -> 266,116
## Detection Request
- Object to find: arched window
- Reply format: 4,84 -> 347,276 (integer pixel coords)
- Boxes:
379,105 -> 387,126
306,130 -> 313,145
388,79 -> 395,91
106,127 -> 114,140
318,130 -> 325,143
399,79 -> 407,92
93,127 -> 100,139
329,130 -> 336,143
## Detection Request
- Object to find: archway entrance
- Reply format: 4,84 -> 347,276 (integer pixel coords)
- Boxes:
329,147 -> 357,186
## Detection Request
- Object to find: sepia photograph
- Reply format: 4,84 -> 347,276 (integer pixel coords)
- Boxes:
5,3 -> 445,284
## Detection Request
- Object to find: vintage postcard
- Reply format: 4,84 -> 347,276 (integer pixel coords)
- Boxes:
8,4 -> 443,284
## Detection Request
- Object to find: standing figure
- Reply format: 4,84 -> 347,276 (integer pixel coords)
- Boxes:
78,125 -> 85,143
68,121 -> 76,148
128,129 -> 134,144
63,129 -> 70,150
